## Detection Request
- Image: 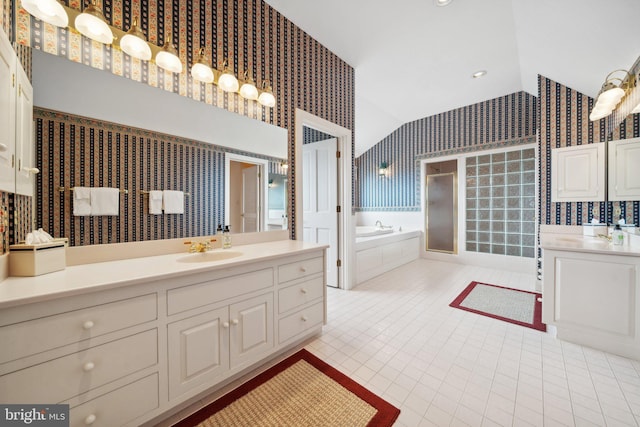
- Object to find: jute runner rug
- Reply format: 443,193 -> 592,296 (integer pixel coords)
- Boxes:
173,349 -> 400,427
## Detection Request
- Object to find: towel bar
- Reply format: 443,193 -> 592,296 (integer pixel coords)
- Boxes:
58,186 -> 129,194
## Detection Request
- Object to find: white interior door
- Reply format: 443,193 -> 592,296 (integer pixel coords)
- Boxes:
242,165 -> 259,232
302,138 -> 338,287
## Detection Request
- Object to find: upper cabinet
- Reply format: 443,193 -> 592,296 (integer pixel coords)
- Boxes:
551,143 -> 605,202
0,27 -> 16,194
609,137 -> 640,201
0,27 -> 35,196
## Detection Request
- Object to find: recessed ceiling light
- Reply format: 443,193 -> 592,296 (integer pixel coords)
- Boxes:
472,70 -> 487,78
435,0 -> 453,6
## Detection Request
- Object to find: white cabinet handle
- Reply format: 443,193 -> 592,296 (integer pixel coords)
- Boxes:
83,320 -> 94,330
83,362 -> 95,372
84,414 -> 96,425
301,315 -> 308,322
231,319 -> 239,325
300,288 -> 307,294
222,321 -> 230,328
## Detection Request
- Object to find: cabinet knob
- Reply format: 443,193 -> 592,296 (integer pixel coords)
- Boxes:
231,319 -> 239,325
300,267 -> 306,273
222,321 -> 230,328
83,320 -> 95,330
301,315 -> 308,322
300,288 -> 307,294
0,143 -> 7,152
83,362 -> 95,372
84,414 -> 96,425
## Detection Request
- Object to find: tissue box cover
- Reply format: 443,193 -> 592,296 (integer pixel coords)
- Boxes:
582,224 -> 607,236
9,238 -> 68,277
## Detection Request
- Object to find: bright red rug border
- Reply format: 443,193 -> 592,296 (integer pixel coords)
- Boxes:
450,281 -> 547,332
172,348 -> 400,427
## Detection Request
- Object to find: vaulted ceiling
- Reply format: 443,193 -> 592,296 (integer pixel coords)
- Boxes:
264,0 -> 640,156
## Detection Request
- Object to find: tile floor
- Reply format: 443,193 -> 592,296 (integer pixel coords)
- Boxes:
305,259 -> 640,427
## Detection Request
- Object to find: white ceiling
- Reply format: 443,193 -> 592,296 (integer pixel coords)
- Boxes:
264,0 -> 640,156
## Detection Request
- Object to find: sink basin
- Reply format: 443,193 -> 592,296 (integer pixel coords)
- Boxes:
176,251 -> 243,263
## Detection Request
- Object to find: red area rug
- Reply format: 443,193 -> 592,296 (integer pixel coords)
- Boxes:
450,281 -> 546,332
173,349 -> 400,427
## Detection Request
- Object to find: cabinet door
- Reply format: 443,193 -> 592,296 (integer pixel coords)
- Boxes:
0,28 -> 16,193
15,65 -> 34,196
609,137 -> 640,201
229,293 -> 274,370
167,307 -> 229,400
551,143 -> 605,202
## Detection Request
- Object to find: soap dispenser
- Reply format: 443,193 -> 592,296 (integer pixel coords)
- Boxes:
223,225 -> 232,249
612,224 -> 624,246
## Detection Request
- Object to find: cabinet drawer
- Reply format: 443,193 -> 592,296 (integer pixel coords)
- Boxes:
0,294 -> 157,364
278,257 -> 323,284
278,302 -> 323,344
168,268 -> 273,315
0,329 -> 157,404
69,373 -> 158,427
278,276 -> 324,314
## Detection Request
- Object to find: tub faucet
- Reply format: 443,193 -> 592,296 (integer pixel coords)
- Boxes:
375,220 -> 383,228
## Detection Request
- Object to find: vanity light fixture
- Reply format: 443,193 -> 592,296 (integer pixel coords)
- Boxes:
239,71 -> 259,100
21,0 -> 68,27
281,160 -> 289,170
258,81 -> 276,108
74,1 -> 114,45
218,60 -> 240,93
191,48 -> 214,83
589,69 -> 634,121
119,17 -> 151,61
379,162 -> 388,177
155,33 -> 182,73
472,70 -> 487,79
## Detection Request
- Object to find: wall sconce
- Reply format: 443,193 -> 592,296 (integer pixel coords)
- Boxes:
379,162 -> 388,177
281,160 -> 288,170
590,69 -> 635,121
20,1 -> 277,108
632,102 -> 640,114
268,179 -> 274,188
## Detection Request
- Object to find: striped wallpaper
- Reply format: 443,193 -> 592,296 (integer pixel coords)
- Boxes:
303,126 -> 333,144
36,107 -> 284,246
356,91 -> 537,211
539,75 -> 640,227
5,0 -> 354,245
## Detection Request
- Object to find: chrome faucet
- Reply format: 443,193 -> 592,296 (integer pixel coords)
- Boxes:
375,220 -> 383,228
184,239 -> 217,253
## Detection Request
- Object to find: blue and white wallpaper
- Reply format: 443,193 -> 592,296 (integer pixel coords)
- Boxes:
356,91 -> 537,211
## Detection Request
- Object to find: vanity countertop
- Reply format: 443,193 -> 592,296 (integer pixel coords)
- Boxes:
0,240 -> 327,309
540,230 -> 640,257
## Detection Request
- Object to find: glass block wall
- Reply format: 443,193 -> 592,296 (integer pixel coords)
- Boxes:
466,148 -> 536,258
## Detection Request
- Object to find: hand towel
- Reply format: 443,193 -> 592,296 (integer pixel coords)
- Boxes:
163,190 -> 184,214
148,190 -> 163,215
90,187 -> 120,216
73,186 -> 92,216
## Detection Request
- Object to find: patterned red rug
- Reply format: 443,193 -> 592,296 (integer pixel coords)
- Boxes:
450,281 -> 546,332
173,349 -> 400,427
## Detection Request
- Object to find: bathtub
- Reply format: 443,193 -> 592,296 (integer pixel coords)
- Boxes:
355,226 -> 394,237
355,228 -> 422,284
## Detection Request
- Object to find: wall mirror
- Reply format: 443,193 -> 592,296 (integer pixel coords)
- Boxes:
31,50 -> 288,240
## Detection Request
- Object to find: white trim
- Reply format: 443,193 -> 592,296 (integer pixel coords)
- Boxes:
225,153 -> 269,233
419,142 -> 538,275
295,109 -> 354,290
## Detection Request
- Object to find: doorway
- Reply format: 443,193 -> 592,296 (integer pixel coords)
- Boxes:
295,109 -> 353,290
302,136 -> 339,287
225,153 -> 269,233
425,160 -> 457,253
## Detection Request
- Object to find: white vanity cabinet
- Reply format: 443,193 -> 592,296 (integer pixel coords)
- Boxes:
0,243 -> 326,426
609,137 -> 640,201
0,27 -> 34,195
551,143 -> 605,202
542,246 -> 640,360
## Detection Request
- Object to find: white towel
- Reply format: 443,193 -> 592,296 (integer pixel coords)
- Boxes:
90,187 -> 120,216
163,190 -> 184,214
148,190 -> 163,215
73,187 -> 92,216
